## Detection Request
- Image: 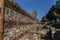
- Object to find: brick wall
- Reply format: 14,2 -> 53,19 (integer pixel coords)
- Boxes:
0,0 -> 4,40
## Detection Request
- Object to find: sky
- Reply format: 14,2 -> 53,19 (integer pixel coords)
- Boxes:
15,0 -> 56,20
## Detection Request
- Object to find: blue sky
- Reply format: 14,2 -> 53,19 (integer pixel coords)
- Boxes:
15,0 -> 56,20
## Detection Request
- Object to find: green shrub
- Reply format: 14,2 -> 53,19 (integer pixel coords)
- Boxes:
40,34 -> 48,39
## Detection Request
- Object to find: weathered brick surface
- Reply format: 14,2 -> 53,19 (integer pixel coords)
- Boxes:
0,0 -> 4,40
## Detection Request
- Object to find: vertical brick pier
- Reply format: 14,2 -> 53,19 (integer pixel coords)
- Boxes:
0,0 -> 4,40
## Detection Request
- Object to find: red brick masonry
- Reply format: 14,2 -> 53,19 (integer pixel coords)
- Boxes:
0,0 -> 4,40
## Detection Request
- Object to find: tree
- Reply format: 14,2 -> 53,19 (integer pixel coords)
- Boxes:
41,0 -> 60,28
41,16 -> 49,22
